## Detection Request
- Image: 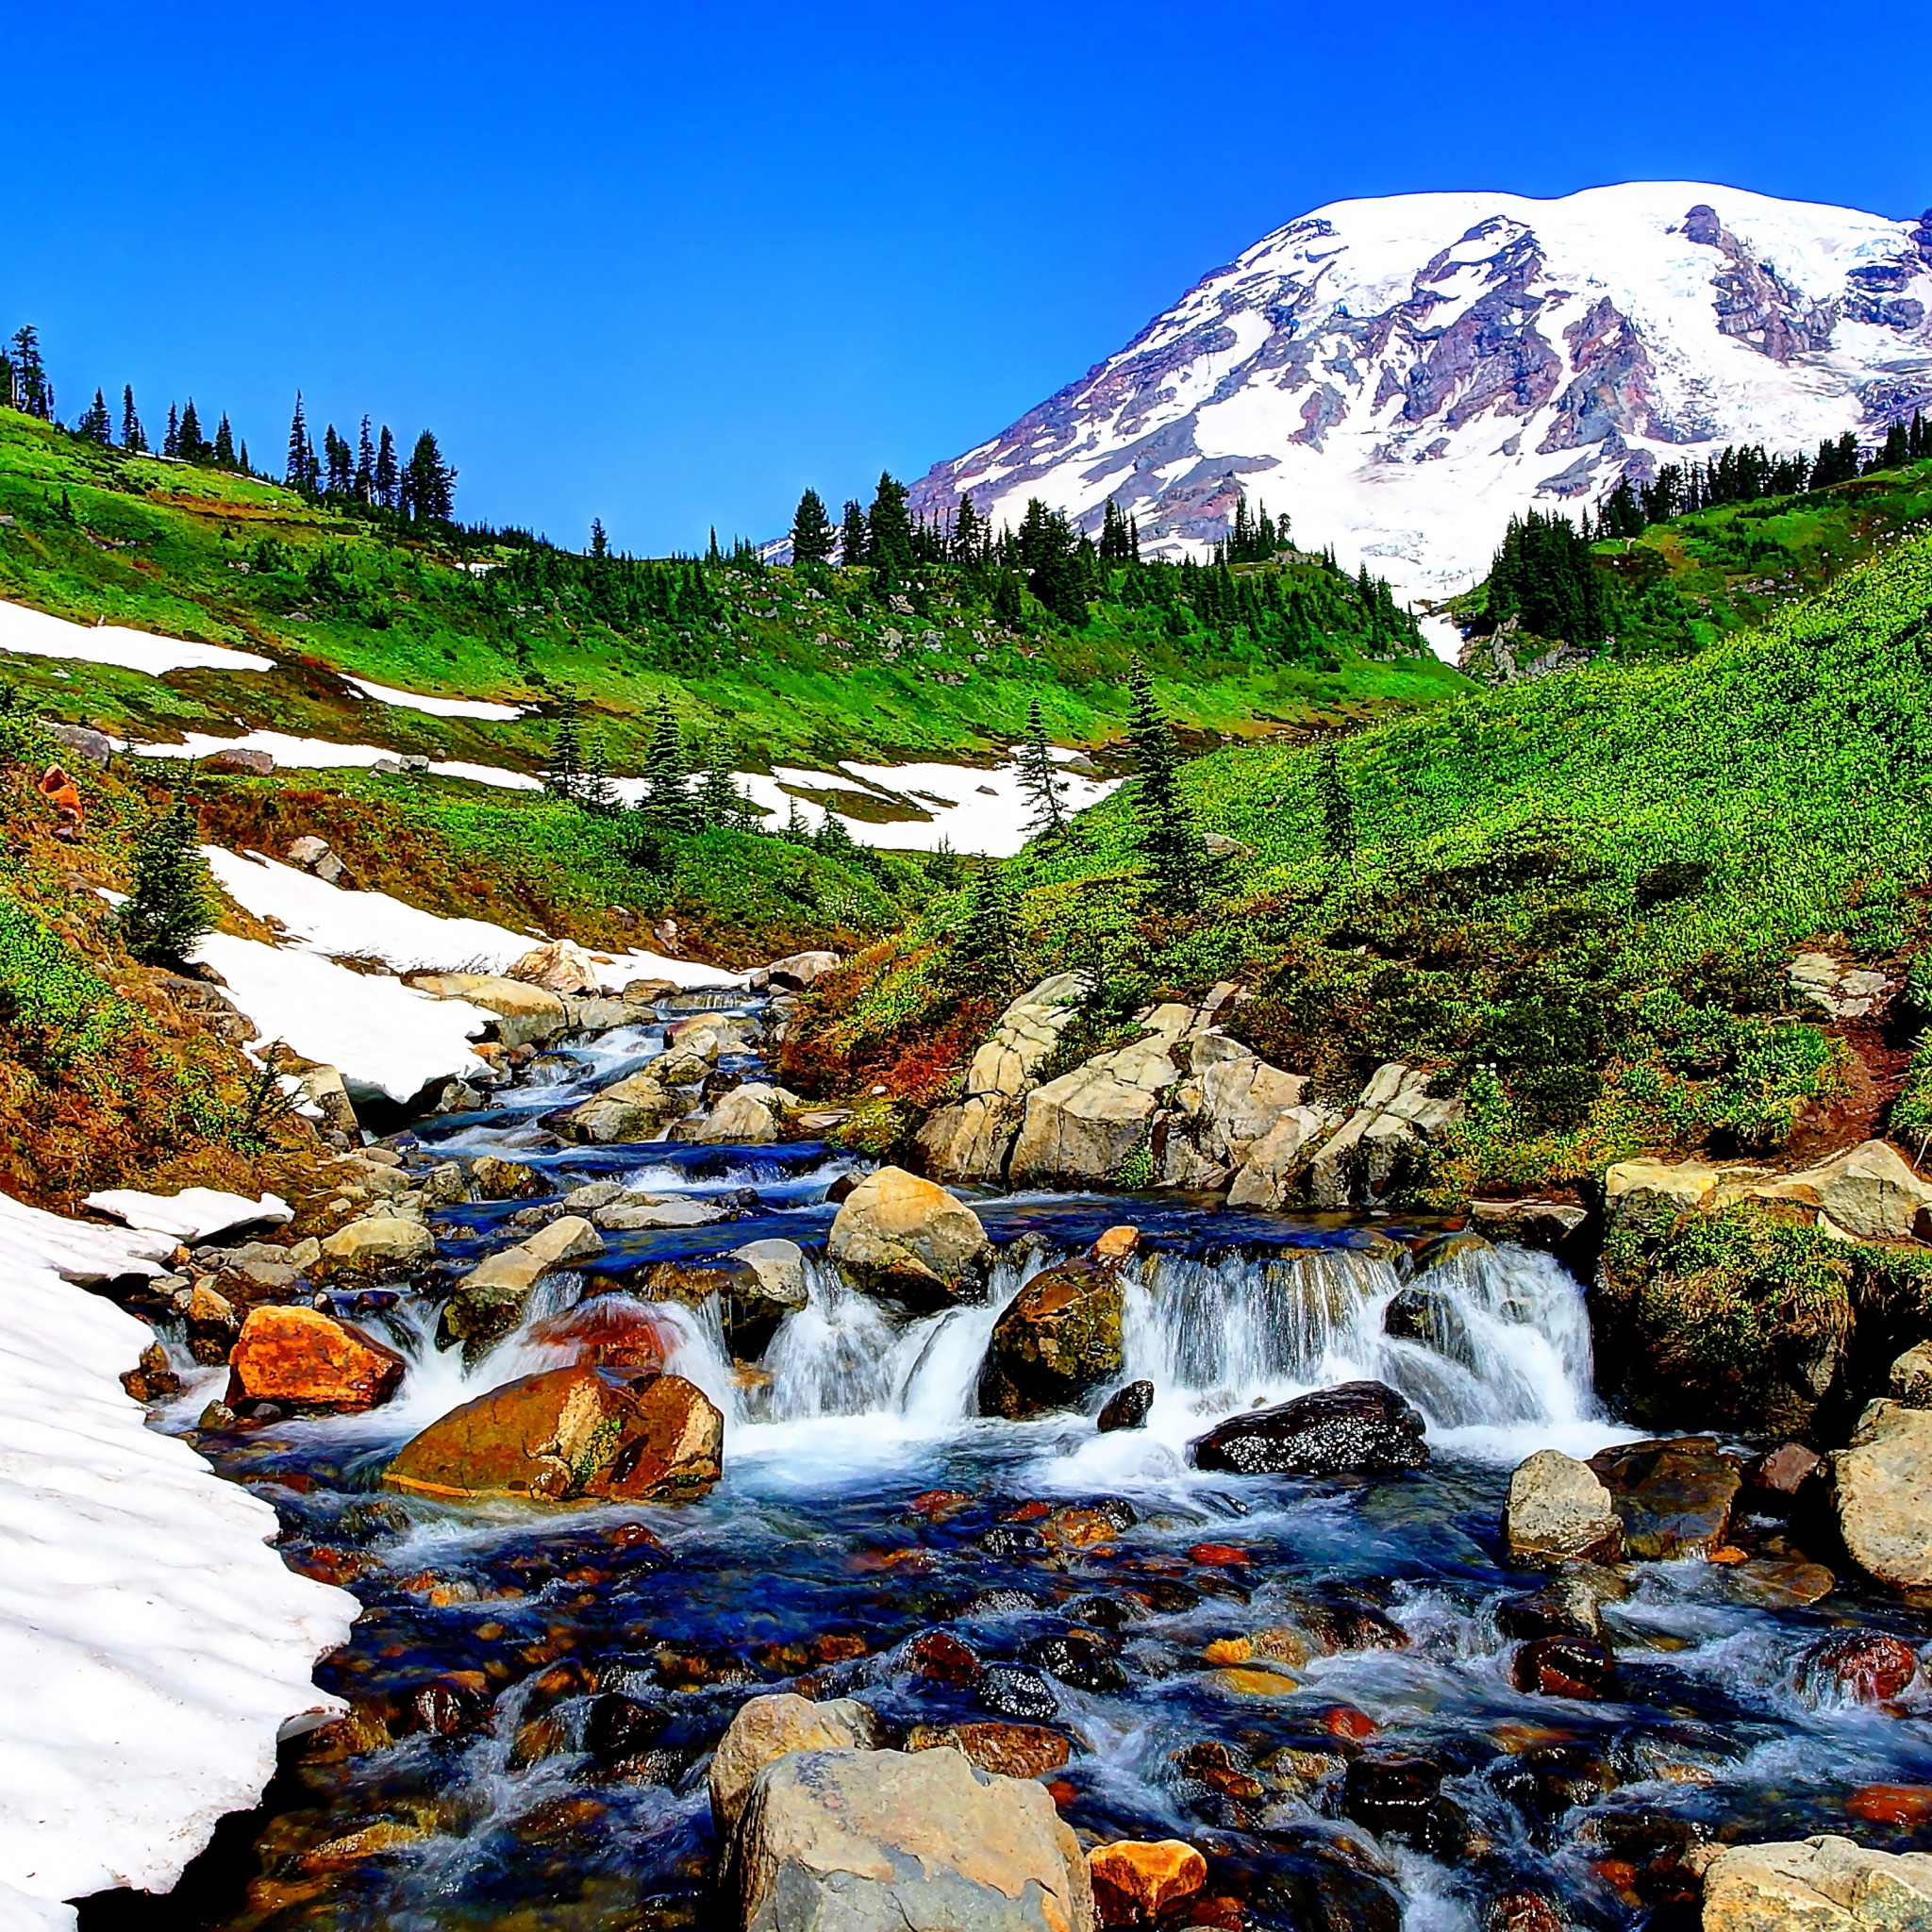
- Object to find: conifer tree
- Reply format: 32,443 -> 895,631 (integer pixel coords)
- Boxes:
213,413 -> 236,467
1316,741 -> 1355,871
696,731 -> 741,824
400,430 -> 455,520
867,473 -> 913,571
163,404 -> 180,459
590,517 -> 609,560
545,689 -> 585,801
839,499 -> 868,568
324,425 -> 353,494
8,326 -> 51,419
177,399 -> 208,462
643,698 -> 693,828
952,492 -> 983,563
950,863 -> 1020,991
356,416 -> 375,500
375,425 -> 398,507
286,393 -> 313,491
122,385 -> 146,453
791,487 -> 835,565
117,801 -> 217,966
782,795 -> 812,843
75,389 -> 112,444
1016,693 -> 1068,837
1124,659 -> 1202,910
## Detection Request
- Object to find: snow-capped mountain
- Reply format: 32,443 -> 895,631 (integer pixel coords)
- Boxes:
907,183 -> 1932,603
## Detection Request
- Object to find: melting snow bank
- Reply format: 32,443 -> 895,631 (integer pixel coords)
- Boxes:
0,1192 -> 357,1923
0,599 -> 275,678
134,731 -> 541,791
343,675 -> 524,722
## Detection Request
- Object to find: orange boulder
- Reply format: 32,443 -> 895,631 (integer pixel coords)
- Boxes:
225,1305 -> 407,1413
1089,1840 -> 1208,1925
523,1295 -> 670,1375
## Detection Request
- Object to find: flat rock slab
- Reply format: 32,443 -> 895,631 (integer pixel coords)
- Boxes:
1587,1437 -> 1741,1560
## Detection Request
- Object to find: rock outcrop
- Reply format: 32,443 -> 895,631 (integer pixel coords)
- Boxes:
920,973 -> 1089,1183
1008,1006 -> 1196,1187
1191,1381 -> 1428,1476
723,1745 -> 1094,1932
828,1167 -> 990,1303
1702,1836 -> 1932,1932
750,950 -> 841,991
1834,1400 -> 1932,1587
384,1366 -> 723,1503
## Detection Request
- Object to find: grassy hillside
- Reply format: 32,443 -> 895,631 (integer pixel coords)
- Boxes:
1454,455 -> 1932,673
789,532 -> 1932,1195
0,408 -> 1463,779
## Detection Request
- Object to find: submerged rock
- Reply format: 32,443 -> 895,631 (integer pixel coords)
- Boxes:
724,1745 -> 1094,1932
1796,1630 -> 1921,1705
828,1166 -> 990,1303
1495,1577 -> 1603,1642
1835,1400 -> 1932,1587
225,1306 -> 406,1414
383,1366 -> 722,1504
1512,1636 -> 1616,1700
978,1261 -> 1124,1419
1191,1381 -> 1428,1477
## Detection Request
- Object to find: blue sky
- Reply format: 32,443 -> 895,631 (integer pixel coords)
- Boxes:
4,1 -> 1925,556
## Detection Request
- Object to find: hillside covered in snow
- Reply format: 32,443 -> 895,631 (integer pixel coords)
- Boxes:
908,182 -> 1932,600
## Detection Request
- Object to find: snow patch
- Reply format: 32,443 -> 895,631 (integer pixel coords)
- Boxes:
83,1188 -> 292,1244
0,1190 -> 358,1917
344,676 -> 525,722
0,599 -> 274,678
133,731 -> 541,791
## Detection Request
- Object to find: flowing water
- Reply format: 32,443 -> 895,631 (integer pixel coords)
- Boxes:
146,993 -> 1932,1932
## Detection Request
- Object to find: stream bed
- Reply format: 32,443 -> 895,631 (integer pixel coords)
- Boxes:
147,992 -> 1932,1932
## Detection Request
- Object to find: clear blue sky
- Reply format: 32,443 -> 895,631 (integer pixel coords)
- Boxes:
4,2 -> 1925,557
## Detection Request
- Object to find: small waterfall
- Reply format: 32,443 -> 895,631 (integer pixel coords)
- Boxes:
1126,1240 -> 1602,1449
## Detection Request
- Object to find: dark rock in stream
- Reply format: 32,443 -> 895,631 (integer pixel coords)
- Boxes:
1510,1636 -> 1616,1701
1382,1287 -> 1476,1368
977,1662 -> 1059,1722
977,1260 -> 1124,1419
1191,1381 -> 1428,1477
1097,1378 -> 1154,1431
1023,1630 -> 1129,1692
1795,1629 -> 1922,1704
1494,1577 -> 1603,1642
1586,1436 -> 1742,1559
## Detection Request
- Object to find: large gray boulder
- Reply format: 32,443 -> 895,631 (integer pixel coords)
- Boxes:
1007,1030 -> 1183,1186
1702,1835 -> 1932,1932
920,973 -> 1088,1184
1834,1399 -> 1932,1587
557,1069 -> 685,1143
1162,1035 -> 1308,1185
1305,1063 -> 1462,1208
709,1692 -> 884,1832
1225,1105 -> 1334,1209
695,1083 -> 797,1145
1502,1449 -> 1622,1560
410,972 -> 573,1047
828,1168 -> 990,1303
724,1746 -> 1094,1932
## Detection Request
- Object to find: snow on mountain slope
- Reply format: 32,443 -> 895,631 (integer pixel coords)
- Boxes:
908,183 -> 1932,601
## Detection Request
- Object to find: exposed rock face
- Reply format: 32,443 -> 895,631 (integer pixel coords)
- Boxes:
1191,1381 -> 1428,1476
920,973 -> 1089,1183
1589,1438 -> 1741,1559
1834,1400 -> 1932,1587
225,1306 -> 406,1413
438,1216 -> 604,1363
724,1745 -> 1094,1932
1769,1141 -> 1932,1241
1702,1836 -> 1932,1932
557,1069 -> 684,1143
828,1167 -> 990,1302
709,1692 -> 885,1831
1162,1035 -> 1310,1187
1890,1343 -> 1932,1408
384,1367 -> 723,1504
1008,1023 -> 1187,1187
1306,1064 -> 1463,1208
1788,952 -> 1891,1020
1604,1157 -> 1724,1231
320,1216 -> 436,1275
1502,1449 -> 1622,1560
410,973 -> 572,1047
1224,1104 -> 1334,1209
509,938 -> 603,995
979,1262 -> 1125,1419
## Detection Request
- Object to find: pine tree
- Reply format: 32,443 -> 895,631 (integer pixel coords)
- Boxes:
576,729 -> 621,815
8,326 -> 51,419
545,689 -> 585,801
213,413 -> 236,467
400,430 -> 455,520
163,404 -> 180,459
356,416 -> 375,500
75,389 -> 112,444
590,517 -> 609,559
867,473 -> 913,571
375,425 -> 398,507
324,424 -> 354,495
1316,741 -> 1355,871
1015,693 -> 1068,838
790,487 -> 835,565
950,863 -> 1020,992
782,794 -> 812,842
286,393 -> 312,491
121,385 -> 146,453
839,499 -> 868,568
177,399 -> 207,462
696,730 -> 741,824
643,698 -> 693,828
117,800 -> 217,966
1124,659 -> 1202,910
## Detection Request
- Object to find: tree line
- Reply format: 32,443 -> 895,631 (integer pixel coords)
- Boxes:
0,322 -> 458,525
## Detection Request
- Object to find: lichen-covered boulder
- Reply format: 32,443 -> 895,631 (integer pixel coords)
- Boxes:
225,1306 -> 407,1413
697,1084 -> 794,1145
320,1216 -> 437,1275
978,1262 -> 1124,1419
557,1069 -> 685,1143
1702,1836 -> 1932,1932
828,1167 -> 990,1303
1502,1449 -> 1621,1561
383,1366 -> 722,1504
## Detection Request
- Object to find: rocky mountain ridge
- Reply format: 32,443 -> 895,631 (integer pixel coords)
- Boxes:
908,182 -> 1932,603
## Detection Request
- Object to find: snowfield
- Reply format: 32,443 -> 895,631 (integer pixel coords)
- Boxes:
0,1191 -> 358,1923
344,676 -> 525,722
133,730 -> 542,791
908,181 -> 1932,603
0,599 -> 274,678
